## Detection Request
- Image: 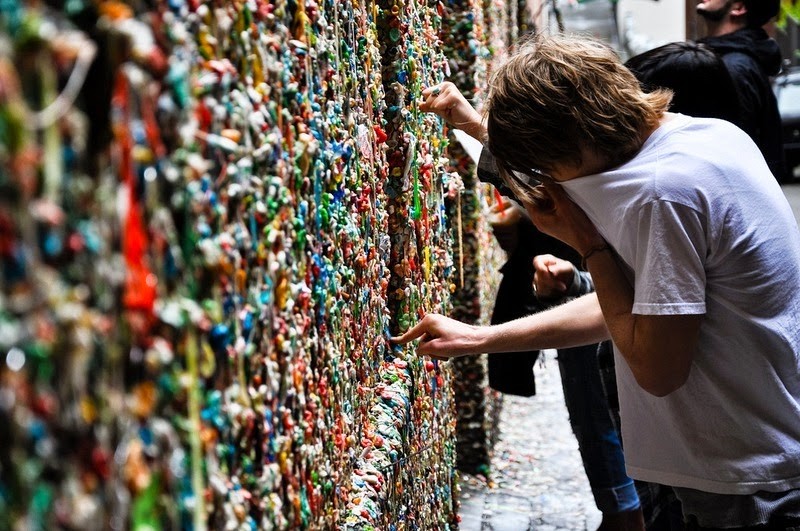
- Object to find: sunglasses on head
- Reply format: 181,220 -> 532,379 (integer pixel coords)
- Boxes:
510,168 -> 554,187
507,169 -> 557,211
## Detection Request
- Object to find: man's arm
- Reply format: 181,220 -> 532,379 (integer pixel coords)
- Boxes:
420,82 -> 486,140
529,182 -> 703,397
584,245 -> 701,397
393,292 -> 610,358
420,82 -> 523,202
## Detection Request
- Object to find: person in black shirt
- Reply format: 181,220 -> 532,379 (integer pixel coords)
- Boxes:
697,0 -> 787,181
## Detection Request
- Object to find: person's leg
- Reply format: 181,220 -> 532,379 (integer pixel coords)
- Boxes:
635,480 -> 685,530
597,342 -> 685,530
557,344 -> 642,528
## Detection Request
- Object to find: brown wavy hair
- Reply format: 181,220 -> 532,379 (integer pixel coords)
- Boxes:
485,33 -> 672,203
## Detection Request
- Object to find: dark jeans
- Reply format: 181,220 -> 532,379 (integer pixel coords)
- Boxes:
557,344 -> 640,514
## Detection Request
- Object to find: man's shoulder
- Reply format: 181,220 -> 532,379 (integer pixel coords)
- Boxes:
642,117 -> 752,178
701,28 -> 782,77
651,114 -> 741,148
718,54 -> 764,89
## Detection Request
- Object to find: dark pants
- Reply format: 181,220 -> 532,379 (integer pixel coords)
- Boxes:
557,344 -> 640,514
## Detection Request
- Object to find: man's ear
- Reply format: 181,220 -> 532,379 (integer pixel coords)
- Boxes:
729,1 -> 747,21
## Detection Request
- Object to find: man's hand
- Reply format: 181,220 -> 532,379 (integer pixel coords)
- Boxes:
524,181 -> 605,255
420,82 -> 486,141
488,200 -> 524,254
487,199 -> 524,228
394,294 -> 612,361
392,314 -> 485,360
532,254 -> 574,299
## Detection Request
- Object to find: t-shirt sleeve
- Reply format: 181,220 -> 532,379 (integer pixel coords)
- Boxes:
632,199 -> 707,316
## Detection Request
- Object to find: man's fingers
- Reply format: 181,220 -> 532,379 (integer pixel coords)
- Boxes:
420,82 -> 464,121
391,313 -> 462,359
418,337 -> 445,357
391,315 -> 435,345
532,254 -> 553,272
420,97 -> 448,116
421,85 -> 439,98
392,318 -> 429,344
423,81 -> 454,98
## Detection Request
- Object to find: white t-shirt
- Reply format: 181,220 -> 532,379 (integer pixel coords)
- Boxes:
561,113 -> 800,495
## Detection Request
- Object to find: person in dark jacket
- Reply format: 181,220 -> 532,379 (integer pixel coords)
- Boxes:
625,41 -> 742,127
697,0 -> 787,181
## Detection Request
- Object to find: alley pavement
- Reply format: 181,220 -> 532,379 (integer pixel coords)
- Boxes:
458,351 -> 602,531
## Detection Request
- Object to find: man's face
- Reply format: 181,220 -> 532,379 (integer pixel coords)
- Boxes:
696,0 -> 735,22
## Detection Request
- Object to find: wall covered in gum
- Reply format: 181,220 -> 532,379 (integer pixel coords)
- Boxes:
0,0 -> 511,528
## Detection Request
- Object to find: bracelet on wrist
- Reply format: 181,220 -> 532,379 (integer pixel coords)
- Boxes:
581,243 -> 611,269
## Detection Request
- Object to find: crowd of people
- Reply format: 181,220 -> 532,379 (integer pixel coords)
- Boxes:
399,1 -> 800,529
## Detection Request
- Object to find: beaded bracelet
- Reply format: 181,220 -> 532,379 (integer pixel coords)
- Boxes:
581,243 -> 611,269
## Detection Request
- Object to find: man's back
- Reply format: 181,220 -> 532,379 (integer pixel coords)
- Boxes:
701,27 -> 786,181
560,114 -> 800,494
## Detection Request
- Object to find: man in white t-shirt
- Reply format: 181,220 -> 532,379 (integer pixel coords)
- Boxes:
396,33 -> 800,529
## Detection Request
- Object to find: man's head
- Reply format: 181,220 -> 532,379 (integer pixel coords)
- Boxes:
485,33 -> 670,204
696,0 -> 779,28
696,0 -> 734,23
625,41 -> 741,124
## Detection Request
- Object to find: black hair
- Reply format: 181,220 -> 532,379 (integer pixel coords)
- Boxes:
625,41 -> 742,126
743,0 -> 780,27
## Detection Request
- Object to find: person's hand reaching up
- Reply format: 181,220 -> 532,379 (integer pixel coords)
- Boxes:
420,82 -> 486,141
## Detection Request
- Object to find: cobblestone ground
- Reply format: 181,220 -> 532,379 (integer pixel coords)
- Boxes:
458,351 -> 602,531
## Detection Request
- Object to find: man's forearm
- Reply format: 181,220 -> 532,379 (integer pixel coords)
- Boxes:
583,247 -> 636,353
585,247 -> 699,396
481,292 -> 610,353
463,120 -> 488,143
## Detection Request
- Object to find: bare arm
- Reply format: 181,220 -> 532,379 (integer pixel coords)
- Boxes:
420,83 -> 522,201
392,292 -> 609,358
529,181 -> 702,397
584,240 -> 701,397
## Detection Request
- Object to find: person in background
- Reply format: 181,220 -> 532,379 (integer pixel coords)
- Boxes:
697,0 -> 786,181
625,41 -> 742,126
408,32 -> 800,530
487,198 -> 645,531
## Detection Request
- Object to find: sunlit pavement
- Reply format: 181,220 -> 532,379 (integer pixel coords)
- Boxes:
458,353 -> 602,531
